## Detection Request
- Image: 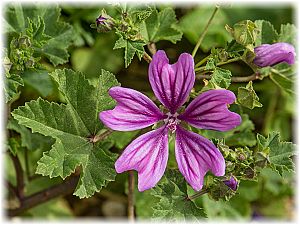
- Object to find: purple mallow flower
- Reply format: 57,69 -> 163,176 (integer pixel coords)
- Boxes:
99,50 -> 241,192
224,176 -> 238,191
253,42 -> 296,67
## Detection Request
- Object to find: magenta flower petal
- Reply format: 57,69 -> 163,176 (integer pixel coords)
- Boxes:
175,126 -> 225,191
178,89 -> 241,132
115,126 -> 169,191
253,42 -> 296,67
99,87 -> 164,131
149,50 -> 195,114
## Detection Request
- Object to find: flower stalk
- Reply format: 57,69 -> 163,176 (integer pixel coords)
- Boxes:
191,6 -> 220,58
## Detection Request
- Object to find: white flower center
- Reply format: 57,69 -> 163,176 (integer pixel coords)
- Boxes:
164,112 -> 180,133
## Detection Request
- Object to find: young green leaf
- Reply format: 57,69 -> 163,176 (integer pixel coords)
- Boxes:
237,81 -> 263,109
226,20 -> 259,47
201,67 -> 232,91
140,8 -> 182,44
151,169 -> 206,221
114,36 -> 145,68
12,69 -> 119,198
257,132 -> 295,176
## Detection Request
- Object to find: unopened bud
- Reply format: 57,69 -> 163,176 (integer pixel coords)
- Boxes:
223,175 -> 238,191
95,9 -> 114,32
253,42 -> 295,67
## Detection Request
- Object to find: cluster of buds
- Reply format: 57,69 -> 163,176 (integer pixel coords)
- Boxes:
9,35 -> 36,71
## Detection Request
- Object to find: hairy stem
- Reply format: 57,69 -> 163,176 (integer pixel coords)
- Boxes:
9,154 -> 25,199
191,6 -> 219,58
128,171 -> 135,222
147,42 -> 157,56
89,129 -> 113,143
194,55 -> 210,68
195,57 -> 242,72
186,189 -> 209,201
143,52 -> 152,63
196,73 -> 260,83
262,87 -> 279,135
7,176 -> 79,217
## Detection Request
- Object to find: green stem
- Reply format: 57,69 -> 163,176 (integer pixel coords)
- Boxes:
128,171 -> 135,222
195,57 -> 242,72
186,188 -> 208,201
262,88 -> 279,135
191,6 -> 219,58
196,72 -> 260,83
194,55 -> 210,68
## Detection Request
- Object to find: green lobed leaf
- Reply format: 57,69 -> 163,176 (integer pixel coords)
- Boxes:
237,81 -> 263,109
150,169 -> 206,221
257,132 -> 295,176
140,8 -> 182,44
254,20 -> 278,45
201,67 -> 232,91
12,69 -> 119,198
113,35 -> 145,68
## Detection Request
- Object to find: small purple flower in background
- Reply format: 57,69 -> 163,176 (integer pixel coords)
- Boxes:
99,50 -> 241,192
95,10 -> 114,32
253,42 -> 296,67
223,175 -> 238,191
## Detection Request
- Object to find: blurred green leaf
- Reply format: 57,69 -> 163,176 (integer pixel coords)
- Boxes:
151,169 -> 206,221
71,34 -> 123,78
237,81 -> 262,109
22,69 -> 54,97
202,195 -> 249,220
109,130 -> 139,149
201,114 -> 256,147
179,7 -> 231,52
25,199 -> 73,218
140,8 -> 182,44
278,23 -> 296,46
